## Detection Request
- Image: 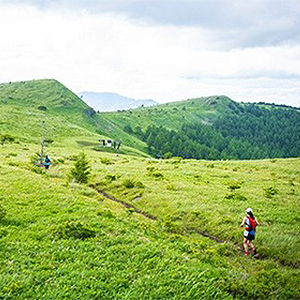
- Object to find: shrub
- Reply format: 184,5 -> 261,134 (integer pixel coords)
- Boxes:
151,172 -> 164,179
31,165 -> 45,175
0,134 -> 15,146
44,138 -> 54,144
30,152 -> 42,167
224,193 -> 247,201
55,158 -> 65,164
67,155 -> 78,161
37,106 -> 47,111
164,152 -> 173,159
100,157 -> 114,165
135,181 -> 145,188
227,180 -> 243,191
105,174 -> 117,182
7,161 -> 20,167
51,221 -> 96,240
0,204 -> 6,221
68,152 -> 91,184
97,209 -> 115,218
171,157 -> 182,164
166,184 -> 177,191
0,228 -> 8,238
122,178 -> 135,188
265,186 -> 278,198
146,166 -> 156,173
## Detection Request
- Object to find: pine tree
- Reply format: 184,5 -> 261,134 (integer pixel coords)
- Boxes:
69,153 -> 91,184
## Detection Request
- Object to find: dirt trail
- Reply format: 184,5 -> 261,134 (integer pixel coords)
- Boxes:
91,185 -> 157,221
91,186 -> 300,267
91,184 -> 224,243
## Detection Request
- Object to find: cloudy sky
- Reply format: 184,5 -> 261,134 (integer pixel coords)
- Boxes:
1,0 -> 300,106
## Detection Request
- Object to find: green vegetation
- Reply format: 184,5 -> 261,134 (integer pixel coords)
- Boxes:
0,79 -> 146,152
104,97 -> 300,160
0,141 -> 299,299
68,152 -> 91,184
0,79 -> 299,299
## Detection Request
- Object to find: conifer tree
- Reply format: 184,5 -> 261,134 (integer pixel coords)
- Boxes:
69,153 -> 91,184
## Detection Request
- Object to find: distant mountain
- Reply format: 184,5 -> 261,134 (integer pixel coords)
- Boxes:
78,92 -> 157,112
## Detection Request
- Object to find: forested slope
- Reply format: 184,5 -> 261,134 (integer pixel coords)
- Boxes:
102,97 -> 300,160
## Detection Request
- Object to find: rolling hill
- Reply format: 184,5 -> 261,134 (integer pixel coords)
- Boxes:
0,79 -> 148,155
100,96 -> 300,160
1,79 -> 299,161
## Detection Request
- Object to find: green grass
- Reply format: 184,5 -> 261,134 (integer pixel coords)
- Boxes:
100,95 -> 227,133
0,80 -> 300,299
0,141 -> 299,299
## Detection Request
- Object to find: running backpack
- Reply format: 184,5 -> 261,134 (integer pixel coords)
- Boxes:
248,216 -> 257,231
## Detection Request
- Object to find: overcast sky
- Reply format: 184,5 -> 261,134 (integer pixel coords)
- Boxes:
1,0 -> 300,106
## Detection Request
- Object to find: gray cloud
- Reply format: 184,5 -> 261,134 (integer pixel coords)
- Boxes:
183,70 -> 300,81
6,0 -> 300,49
4,0 -> 300,49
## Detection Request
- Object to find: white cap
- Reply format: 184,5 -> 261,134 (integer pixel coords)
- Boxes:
246,208 -> 252,213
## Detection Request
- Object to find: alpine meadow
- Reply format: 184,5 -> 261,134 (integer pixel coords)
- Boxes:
0,79 -> 300,299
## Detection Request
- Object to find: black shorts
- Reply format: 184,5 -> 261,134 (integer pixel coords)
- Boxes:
244,230 -> 255,241
45,164 -> 50,170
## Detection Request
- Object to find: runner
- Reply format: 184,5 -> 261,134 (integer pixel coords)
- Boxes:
240,208 -> 259,257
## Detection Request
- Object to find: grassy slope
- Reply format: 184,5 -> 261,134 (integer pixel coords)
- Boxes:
0,79 -> 147,154
0,141 -> 299,299
100,95 -> 233,132
0,81 -> 300,298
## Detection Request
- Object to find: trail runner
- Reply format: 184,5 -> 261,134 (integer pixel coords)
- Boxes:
240,208 -> 259,257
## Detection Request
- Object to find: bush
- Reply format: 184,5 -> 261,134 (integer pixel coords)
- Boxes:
105,174 -> 117,182
122,178 -> 135,188
0,134 -> 15,146
30,152 -> 42,167
0,228 -> 8,238
224,193 -> 247,201
68,152 -> 91,184
100,157 -> 114,165
97,209 -> 115,218
227,180 -> 243,191
37,106 -> 47,111
55,158 -> 65,164
265,186 -> 278,198
0,204 -> 6,221
164,152 -> 173,159
135,181 -> 145,188
166,184 -> 177,191
51,221 -> 96,240
151,172 -> 164,179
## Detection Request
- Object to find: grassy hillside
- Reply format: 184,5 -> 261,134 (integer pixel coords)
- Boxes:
0,140 -> 299,299
0,79 -> 147,153
101,95 -> 229,131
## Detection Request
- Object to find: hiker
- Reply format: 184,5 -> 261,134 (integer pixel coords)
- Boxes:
240,208 -> 259,257
44,155 -> 51,170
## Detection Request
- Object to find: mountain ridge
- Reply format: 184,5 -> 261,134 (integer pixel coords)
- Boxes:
78,91 -> 157,112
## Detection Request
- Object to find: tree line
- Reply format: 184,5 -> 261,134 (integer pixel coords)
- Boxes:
124,103 -> 300,160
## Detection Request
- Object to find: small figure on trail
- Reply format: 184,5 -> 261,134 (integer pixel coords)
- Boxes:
44,155 -> 51,170
240,208 -> 259,257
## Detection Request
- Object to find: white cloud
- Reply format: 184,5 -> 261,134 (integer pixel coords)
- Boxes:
0,2 -> 300,107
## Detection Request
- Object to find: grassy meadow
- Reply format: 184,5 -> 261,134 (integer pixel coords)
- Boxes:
0,139 -> 299,299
